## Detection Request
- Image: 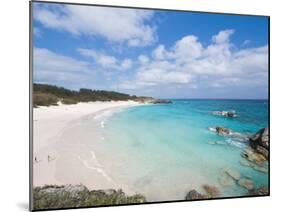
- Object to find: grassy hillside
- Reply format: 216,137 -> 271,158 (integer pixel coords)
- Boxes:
33,83 -> 172,107
33,83 -> 138,107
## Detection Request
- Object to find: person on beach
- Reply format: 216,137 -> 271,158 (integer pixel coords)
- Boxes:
48,155 -> 50,162
35,156 -> 38,163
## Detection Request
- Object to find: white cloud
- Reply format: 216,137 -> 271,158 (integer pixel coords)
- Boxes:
34,3 -> 156,47
152,45 -> 169,60
78,48 -> 132,70
212,29 -> 234,44
151,35 -> 204,63
34,47 -> 93,84
121,59 -> 133,69
118,29 -> 268,90
172,35 -> 203,63
137,68 -> 192,84
138,55 -> 150,64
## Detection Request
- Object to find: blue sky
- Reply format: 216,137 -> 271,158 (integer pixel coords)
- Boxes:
33,2 -> 269,99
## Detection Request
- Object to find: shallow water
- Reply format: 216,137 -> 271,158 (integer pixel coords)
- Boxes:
95,100 -> 269,201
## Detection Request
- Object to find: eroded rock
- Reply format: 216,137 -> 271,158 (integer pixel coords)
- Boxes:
185,189 -> 204,200
249,127 -> 269,159
202,185 -> 220,198
238,178 -> 254,190
216,127 -> 231,136
248,186 -> 269,196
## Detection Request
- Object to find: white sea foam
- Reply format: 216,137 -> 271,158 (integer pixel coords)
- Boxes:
77,154 -> 115,185
229,132 -> 249,142
226,138 -> 247,149
90,151 -> 102,167
208,127 -> 216,132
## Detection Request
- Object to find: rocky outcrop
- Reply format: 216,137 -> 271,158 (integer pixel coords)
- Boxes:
241,148 -> 267,164
240,149 -> 268,174
33,185 -> 146,210
219,167 -> 241,187
202,185 -> 220,198
185,189 -> 204,200
249,128 -> 269,159
216,127 -> 231,135
186,185 -> 220,200
212,110 -> 237,118
248,186 -> 269,196
238,178 -> 254,190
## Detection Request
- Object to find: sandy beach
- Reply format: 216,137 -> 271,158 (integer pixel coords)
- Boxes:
33,101 -> 141,192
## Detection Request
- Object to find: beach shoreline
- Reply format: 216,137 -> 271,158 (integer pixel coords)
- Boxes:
33,100 -> 143,193
33,99 -> 269,202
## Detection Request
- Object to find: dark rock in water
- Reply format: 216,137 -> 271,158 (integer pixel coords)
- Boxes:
226,111 -> 235,117
249,128 -> 269,159
186,189 -> 204,200
213,110 -> 237,118
202,185 -> 220,198
216,127 -> 230,135
248,186 -> 269,196
249,128 -> 269,149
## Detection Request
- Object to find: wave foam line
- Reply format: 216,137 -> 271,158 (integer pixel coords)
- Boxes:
77,155 -> 116,185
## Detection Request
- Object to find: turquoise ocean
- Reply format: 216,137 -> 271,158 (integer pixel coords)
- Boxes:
96,100 -> 269,201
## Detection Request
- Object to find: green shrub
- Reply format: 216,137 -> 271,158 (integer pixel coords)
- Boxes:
33,185 -> 146,210
33,93 -> 58,107
61,98 -> 79,105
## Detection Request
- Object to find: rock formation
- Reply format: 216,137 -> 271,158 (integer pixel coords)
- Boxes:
185,189 -> 204,200
249,128 -> 269,159
212,111 -> 237,118
216,127 -> 231,135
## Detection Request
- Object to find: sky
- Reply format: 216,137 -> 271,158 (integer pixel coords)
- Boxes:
32,2 -> 269,99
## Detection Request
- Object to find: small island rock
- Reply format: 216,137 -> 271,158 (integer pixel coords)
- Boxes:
216,127 -> 231,135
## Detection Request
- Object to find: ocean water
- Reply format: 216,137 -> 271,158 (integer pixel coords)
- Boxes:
95,100 -> 269,201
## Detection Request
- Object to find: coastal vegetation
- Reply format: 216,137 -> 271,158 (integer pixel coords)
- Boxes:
33,185 -> 146,210
33,83 -> 172,107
